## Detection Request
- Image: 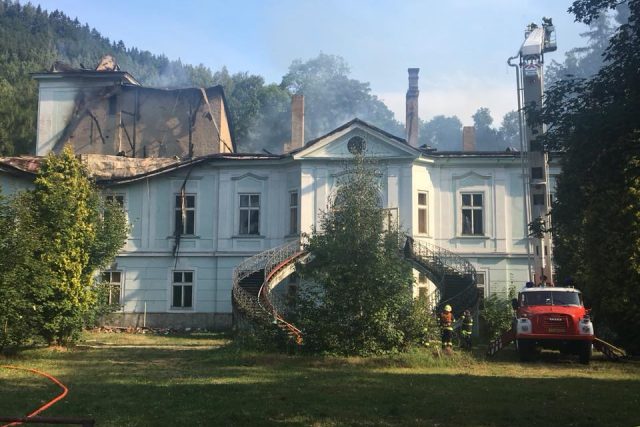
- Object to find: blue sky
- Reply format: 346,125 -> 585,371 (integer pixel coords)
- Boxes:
35,0 -> 591,126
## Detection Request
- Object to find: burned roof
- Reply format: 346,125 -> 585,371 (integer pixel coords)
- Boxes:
0,153 -> 282,185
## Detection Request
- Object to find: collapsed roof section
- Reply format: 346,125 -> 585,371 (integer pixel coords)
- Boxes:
32,56 -> 236,159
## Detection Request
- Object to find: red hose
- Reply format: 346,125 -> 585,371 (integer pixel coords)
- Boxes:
1,365 -> 68,427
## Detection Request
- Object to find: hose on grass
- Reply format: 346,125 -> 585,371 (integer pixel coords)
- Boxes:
0,365 -> 68,427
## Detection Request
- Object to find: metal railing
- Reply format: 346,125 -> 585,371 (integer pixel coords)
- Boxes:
403,235 -> 477,313
232,238 -> 307,342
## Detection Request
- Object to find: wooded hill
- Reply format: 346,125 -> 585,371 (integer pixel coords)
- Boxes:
0,1 -> 406,155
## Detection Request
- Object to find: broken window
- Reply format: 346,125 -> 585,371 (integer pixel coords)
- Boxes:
175,194 -> 196,235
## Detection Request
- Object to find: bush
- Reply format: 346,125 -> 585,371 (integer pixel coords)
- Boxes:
480,288 -> 515,339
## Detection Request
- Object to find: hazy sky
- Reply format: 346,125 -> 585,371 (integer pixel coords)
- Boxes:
34,0 -> 591,127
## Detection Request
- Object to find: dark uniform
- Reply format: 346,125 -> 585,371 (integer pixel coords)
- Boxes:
460,310 -> 473,349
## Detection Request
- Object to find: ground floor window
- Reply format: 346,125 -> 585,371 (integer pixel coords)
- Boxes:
172,271 -> 193,308
101,271 -> 122,305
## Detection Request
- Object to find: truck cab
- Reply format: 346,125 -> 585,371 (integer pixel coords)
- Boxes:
513,287 -> 594,364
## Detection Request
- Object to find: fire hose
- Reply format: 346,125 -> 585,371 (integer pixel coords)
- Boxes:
0,365 -> 68,427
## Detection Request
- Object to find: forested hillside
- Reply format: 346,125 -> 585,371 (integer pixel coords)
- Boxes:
0,1 -> 406,155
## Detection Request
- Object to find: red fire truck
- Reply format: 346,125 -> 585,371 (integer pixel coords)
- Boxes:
512,287 -> 594,364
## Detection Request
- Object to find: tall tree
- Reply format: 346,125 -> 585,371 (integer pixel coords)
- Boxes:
419,115 -> 463,150
281,54 -> 403,143
29,147 -> 127,344
295,156 -> 425,355
498,110 -> 521,150
540,0 -> 640,353
472,107 -> 500,150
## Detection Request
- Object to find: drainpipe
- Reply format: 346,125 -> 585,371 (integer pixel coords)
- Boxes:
508,54 -> 533,282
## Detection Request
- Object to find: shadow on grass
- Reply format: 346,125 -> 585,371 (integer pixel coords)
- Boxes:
2,342 -> 639,427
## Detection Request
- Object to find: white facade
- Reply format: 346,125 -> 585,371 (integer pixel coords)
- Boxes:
0,119 -> 558,329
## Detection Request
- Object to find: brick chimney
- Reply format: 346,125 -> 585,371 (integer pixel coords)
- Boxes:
463,126 -> 476,151
406,68 -> 420,147
285,94 -> 304,153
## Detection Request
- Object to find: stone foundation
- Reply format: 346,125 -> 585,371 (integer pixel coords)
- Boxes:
103,312 -> 232,330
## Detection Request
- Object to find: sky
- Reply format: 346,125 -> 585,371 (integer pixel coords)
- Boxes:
34,0 -> 592,127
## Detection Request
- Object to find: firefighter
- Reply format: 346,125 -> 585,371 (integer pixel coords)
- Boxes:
440,304 -> 454,350
460,309 -> 473,349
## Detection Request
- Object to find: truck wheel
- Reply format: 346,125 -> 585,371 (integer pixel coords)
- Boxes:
517,339 -> 533,362
578,341 -> 592,365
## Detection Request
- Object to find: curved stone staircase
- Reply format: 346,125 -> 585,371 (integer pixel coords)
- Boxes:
232,236 -> 478,343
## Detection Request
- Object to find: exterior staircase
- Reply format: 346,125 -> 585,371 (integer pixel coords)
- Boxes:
232,236 -> 478,345
403,237 -> 478,317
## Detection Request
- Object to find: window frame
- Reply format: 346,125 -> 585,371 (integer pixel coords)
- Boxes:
239,193 -> 261,235
174,193 -> 196,236
460,192 -> 485,236
101,270 -> 123,306
289,190 -> 299,235
171,270 -> 194,310
417,191 -> 428,235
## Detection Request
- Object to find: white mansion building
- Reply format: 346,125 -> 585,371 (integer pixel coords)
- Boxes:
0,63 -> 557,329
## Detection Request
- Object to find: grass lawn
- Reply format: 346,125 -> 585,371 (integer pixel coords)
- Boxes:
1,331 -> 639,427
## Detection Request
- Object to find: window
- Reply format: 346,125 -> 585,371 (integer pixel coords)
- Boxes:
533,194 -> 545,206
175,194 -> 195,235
239,194 -> 260,235
461,193 -> 484,236
418,192 -> 428,234
172,271 -> 193,308
101,271 -> 122,305
531,167 -> 544,181
418,272 -> 428,284
289,191 -> 298,235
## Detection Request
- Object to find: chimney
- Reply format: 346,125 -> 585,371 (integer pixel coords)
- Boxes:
286,94 -> 304,153
406,68 -> 420,147
462,126 -> 476,151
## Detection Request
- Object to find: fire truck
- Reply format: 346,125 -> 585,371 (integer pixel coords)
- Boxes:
512,287 -> 593,363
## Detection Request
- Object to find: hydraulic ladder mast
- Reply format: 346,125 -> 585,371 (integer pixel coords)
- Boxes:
514,19 -> 557,284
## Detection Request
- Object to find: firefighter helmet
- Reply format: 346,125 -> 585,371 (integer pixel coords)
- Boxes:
444,304 -> 452,312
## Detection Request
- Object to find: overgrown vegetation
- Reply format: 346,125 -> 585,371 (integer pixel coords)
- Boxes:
538,0 -> 640,354
0,147 -> 127,352
294,156 -> 431,355
480,288 -> 516,339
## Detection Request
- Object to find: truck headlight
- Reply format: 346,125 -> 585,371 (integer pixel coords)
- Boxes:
579,319 -> 594,335
517,318 -> 532,335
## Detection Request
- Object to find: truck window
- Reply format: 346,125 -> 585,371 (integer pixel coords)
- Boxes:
552,292 -> 582,306
520,291 -> 582,306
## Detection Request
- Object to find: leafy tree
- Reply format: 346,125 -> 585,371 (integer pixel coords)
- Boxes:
480,288 -> 516,339
539,0 -> 640,353
498,110 -> 521,150
472,107 -> 501,151
0,192 -> 48,353
27,146 -> 127,344
281,54 -> 403,143
419,115 -> 463,150
295,156 -> 421,355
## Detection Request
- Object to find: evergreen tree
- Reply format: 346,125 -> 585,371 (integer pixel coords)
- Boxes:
295,156 -> 425,355
540,0 -> 640,353
28,146 -> 127,344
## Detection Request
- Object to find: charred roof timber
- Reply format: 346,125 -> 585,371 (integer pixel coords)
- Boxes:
31,55 -> 236,158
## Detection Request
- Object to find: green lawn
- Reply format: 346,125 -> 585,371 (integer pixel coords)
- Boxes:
1,331 -> 639,427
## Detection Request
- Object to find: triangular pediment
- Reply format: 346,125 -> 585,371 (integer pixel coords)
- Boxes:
293,119 -> 419,160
